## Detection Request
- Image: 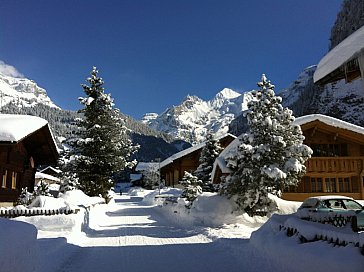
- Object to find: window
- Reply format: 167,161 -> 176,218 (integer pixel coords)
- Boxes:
11,172 -> 17,189
311,177 -> 323,192
1,170 -> 7,188
311,144 -> 348,157
338,177 -> 351,193
325,177 -> 336,193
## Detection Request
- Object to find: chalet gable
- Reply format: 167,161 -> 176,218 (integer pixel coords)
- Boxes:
294,114 -> 364,146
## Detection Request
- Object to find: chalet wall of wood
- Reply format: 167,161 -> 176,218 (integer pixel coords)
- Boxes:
161,134 -> 235,187
282,119 -> 364,201
0,116 -> 58,205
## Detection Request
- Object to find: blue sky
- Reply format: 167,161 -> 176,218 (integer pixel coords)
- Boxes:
0,0 -> 342,119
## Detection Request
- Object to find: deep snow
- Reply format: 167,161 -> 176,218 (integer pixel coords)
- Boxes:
1,189 -> 363,272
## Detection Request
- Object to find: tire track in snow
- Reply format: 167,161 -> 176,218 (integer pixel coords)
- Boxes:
51,195 -> 248,272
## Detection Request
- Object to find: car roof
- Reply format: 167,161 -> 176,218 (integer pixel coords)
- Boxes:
305,195 -> 353,201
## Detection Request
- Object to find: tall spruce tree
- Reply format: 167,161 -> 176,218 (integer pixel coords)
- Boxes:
194,132 -> 223,191
68,67 -> 138,199
221,75 -> 312,214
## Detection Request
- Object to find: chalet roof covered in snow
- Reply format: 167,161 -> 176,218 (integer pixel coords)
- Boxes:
293,114 -> 364,136
0,114 -> 48,142
160,133 -> 236,169
0,114 -> 59,164
314,25 -> 364,85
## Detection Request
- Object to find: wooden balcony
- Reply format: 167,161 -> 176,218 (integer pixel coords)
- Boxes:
306,157 -> 364,174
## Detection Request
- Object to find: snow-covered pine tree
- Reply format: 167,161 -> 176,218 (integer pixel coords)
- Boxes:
194,132 -> 223,192
221,75 -> 312,215
180,171 -> 203,208
68,67 -> 139,200
35,180 -> 51,196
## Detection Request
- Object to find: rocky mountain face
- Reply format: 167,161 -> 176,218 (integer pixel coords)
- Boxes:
0,72 -> 187,162
142,88 -> 254,144
229,65 -> 364,136
280,66 -> 364,127
0,73 -> 58,109
329,0 -> 364,50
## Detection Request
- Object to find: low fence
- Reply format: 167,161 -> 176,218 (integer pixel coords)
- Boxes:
0,208 -> 78,218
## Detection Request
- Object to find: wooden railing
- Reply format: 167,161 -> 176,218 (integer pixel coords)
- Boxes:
306,157 -> 364,173
0,208 -> 78,218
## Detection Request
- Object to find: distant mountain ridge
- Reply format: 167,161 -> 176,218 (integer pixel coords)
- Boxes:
0,71 -> 189,162
142,88 -> 254,144
0,73 -> 58,109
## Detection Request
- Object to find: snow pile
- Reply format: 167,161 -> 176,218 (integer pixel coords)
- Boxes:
28,195 -> 68,209
11,190 -> 104,233
14,211 -> 84,233
60,189 -> 105,207
143,189 -> 296,228
0,218 -> 39,272
128,187 -> 152,197
250,214 -> 364,272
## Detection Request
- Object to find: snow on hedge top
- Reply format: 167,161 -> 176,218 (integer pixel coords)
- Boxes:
314,25 -> 364,83
0,114 -> 48,142
293,114 -> 364,136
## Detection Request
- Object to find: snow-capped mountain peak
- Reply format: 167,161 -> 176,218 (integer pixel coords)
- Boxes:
143,88 -> 252,144
214,88 -> 241,99
0,72 -> 59,109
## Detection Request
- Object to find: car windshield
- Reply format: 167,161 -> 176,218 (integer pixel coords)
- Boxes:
342,199 -> 363,210
300,198 -> 319,209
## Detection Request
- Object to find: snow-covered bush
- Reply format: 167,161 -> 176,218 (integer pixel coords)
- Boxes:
14,187 -> 35,206
35,179 -> 52,196
221,75 -> 312,215
180,171 -> 203,208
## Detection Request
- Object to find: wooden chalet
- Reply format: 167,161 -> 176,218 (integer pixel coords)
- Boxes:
314,25 -> 364,87
160,134 -> 236,187
0,114 -> 58,205
212,115 -> 364,201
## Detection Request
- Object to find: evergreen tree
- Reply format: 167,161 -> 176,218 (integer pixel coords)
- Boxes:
180,171 -> 203,208
194,132 -> 223,191
66,67 -> 139,199
35,180 -> 52,196
221,75 -> 312,214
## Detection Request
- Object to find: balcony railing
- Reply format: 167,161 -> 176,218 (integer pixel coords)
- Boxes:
306,157 -> 364,173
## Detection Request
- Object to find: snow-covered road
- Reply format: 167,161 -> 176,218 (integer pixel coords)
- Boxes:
38,194 -> 279,272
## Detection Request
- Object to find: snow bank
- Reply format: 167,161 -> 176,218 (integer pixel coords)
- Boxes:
250,214 -> 364,272
60,189 -> 105,207
142,189 -> 302,228
14,211 -> 85,232
11,191 -> 104,233
28,195 -> 68,209
0,218 -> 39,272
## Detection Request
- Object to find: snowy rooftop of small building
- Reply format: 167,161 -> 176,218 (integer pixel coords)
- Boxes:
0,114 -> 49,142
135,162 -> 159,172
314,25 -> 364,83
35,172 -> 60,182
160,133 -> 236,169
39,166 -> 62,174
293,114 -> 364,136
